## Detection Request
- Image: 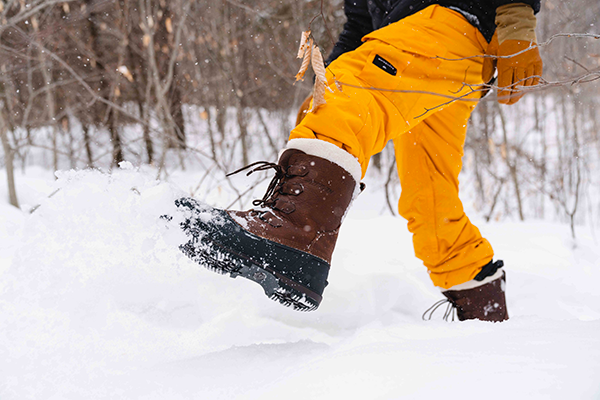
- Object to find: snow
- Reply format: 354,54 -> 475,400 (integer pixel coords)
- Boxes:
1,166 -> 600,400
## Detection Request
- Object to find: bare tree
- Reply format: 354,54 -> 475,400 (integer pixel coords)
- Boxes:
0,110 -> 19,207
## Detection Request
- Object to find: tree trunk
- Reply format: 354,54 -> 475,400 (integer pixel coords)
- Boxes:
82,124 -> 95,168
215,100 -> 226,142
497,104 -> 525,221
206,107 -> 218,162
38,48 -> 59,172
371,153 -> 382,171
0,113 -> 19,208
108,110 -> 124,166
171,85 -> 186,149
236,98 -> 249,167
137,101 -> 154,164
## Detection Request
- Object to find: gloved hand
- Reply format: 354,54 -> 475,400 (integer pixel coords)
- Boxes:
295,94 -> 313,126
482,34 -> 543,105
482,3 -> 543,105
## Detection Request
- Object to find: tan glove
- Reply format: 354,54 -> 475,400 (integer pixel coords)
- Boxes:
482,3 -> 543,105
295,94 -> 313,126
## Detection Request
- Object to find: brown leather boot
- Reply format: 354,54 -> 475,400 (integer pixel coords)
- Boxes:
423,261 -> 508,322
228,148 -> 357,263
176,139 -> 361,311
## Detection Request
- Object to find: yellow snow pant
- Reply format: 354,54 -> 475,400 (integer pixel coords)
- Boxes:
289,5 -> 494,289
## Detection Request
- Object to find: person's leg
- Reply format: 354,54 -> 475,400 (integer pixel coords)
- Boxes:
393,101 -> 494,290
290,5 -> 489,178
176,5 -> 491,311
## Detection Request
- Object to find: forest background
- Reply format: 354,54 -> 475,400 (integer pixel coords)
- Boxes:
1,0 -> 599,235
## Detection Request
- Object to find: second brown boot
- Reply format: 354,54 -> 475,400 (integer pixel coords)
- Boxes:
423,261 -> 509,322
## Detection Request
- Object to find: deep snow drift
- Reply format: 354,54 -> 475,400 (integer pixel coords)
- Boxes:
1,165 -> 599,400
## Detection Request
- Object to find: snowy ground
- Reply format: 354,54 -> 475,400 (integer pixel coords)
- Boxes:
1,165 -> 600,400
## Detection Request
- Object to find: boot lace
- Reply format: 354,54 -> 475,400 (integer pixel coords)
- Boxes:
422,299 -> 457,322
226,161 -> 286,208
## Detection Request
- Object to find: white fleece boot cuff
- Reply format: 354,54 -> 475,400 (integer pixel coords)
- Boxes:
284,139 -> 362,185
440,269 -> 504,292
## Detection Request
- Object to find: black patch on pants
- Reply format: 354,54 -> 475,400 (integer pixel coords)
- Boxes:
373,54 -> 397,76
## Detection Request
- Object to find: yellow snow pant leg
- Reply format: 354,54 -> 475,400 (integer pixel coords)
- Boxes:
289,5 -> 493,288
393,101 -> 494,289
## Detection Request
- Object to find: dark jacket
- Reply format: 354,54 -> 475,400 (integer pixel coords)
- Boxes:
327,0 -> 541,65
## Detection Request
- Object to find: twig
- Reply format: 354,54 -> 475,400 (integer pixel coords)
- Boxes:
308,0 -> 336,47
224,0 -> 271,19
434,33 -> 600,62
334,79 -> 484,102
160,0 -> 192,98
0,0 -> 77,35
225,174 -> 270,209
564,56 -> 591,73
485,177 -> 506,222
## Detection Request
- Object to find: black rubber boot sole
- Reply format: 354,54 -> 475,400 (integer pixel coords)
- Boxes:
175,198 -> 330,312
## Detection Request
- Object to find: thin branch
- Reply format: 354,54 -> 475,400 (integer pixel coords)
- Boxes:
308,0 -> 336,47
565,56 -> 591,73
0,0 -> 77,35
224,0 -> 271,19
434,32 -> 600,62
160,0 -> 192,97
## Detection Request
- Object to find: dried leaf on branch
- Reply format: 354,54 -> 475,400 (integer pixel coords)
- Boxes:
297,30 -> 311,59
295,41 -> 311,81
310,43 -> 327,86
310,43 -> 330,111
295,31 -> 331,112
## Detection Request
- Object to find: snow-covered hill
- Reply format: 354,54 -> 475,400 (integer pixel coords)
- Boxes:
1,165 -> 599,399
